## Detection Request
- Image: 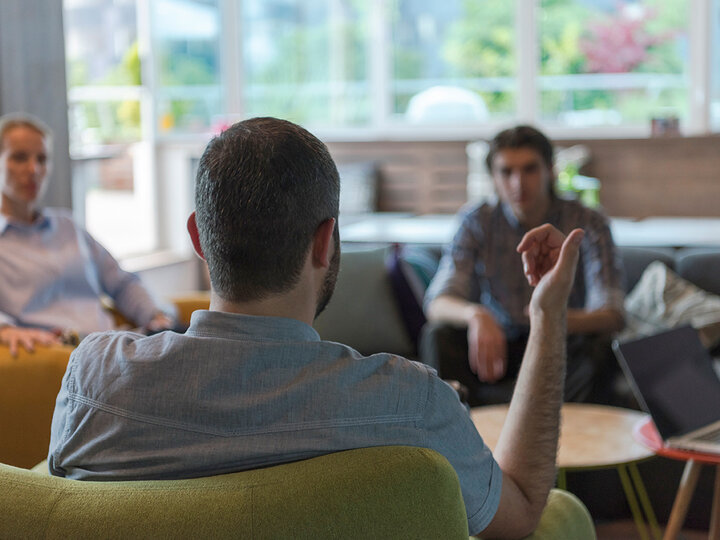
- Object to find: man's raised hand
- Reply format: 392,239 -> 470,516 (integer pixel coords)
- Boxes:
516,224 -> 584,315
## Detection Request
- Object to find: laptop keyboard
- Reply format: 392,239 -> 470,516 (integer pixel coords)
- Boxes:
694,426 -> 720,442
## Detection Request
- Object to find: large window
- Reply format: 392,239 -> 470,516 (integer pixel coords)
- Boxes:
242,0 -> 370,126
539,0 -> 689,128
64,0 -> 222,258
236,0 -> 709,136
392,1 -> 515,124
153,0 -> 223,134
64,0 -> 719,257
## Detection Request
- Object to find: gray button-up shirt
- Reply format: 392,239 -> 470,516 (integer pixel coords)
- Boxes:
425,197 -> 625,333
49,310 -> 502,535
0,208 -> 161,334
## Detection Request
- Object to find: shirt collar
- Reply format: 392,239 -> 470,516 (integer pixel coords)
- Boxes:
500,194 -> 562,231
0,210 -> 52,235
186,310 -> 321,343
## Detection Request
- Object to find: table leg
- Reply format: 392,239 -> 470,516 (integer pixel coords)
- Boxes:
629,462 -> 662,540
618,464 -> 650,540
710,465 -> 719,540
663,459 -> 702,540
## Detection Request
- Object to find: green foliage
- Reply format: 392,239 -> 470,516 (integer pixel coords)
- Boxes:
159,47 -> 217,86
245,6 -> 370,125
539,0 -> 590,76
68,59 -> 90,87
442,0 -> 514,112
103,41 -> 142,86
444,1 -> 515,78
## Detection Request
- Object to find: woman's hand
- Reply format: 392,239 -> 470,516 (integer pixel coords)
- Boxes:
145,312 -> 174,333
0,326 -> 62,357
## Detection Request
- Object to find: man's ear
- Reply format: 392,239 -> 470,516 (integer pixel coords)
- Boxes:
186,212 -> 206,260
311,218 -> 336,268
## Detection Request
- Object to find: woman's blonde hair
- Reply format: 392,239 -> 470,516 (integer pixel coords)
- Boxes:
0,113 -> 52,152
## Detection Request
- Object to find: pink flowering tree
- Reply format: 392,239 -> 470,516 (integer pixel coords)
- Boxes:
580,2 -> 674,73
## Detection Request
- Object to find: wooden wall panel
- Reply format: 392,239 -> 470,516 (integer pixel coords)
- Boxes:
327,141 -> 468,214
556,136 -> 720,218
327,135 -> 720,218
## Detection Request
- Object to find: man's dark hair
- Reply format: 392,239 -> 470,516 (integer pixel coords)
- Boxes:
195,117 -> 340,302
485,125 -> 555,172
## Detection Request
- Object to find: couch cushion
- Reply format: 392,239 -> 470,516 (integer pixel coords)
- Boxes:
314,247 -> 415,358
676,248 -> 720,296
620,261 -> 720,347
619,246 -> 676,293
386,245 -> 440,349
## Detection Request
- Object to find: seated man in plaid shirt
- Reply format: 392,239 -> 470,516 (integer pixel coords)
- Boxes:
423,125 -> 625,406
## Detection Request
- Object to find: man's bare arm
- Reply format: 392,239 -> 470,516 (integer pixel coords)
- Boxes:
426,295 -> 507,382
477,225 -> 584,539
425,295 -> 488,326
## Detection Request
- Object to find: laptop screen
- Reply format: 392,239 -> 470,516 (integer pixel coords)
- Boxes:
613,326 -> 720,439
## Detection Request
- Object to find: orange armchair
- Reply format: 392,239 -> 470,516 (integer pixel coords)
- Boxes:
0,294 -> 210,468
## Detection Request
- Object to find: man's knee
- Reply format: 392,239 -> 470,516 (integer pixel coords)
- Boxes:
419,322 -> 467,373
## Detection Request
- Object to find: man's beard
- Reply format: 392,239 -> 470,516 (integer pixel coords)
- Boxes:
314,229 -> 340,319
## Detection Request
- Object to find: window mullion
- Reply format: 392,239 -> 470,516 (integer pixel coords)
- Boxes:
689,0 -> 711,134
222,0 -> 243,118
136,0 -> 160,250
370,0 -> 391,129
516,0 -> 538,124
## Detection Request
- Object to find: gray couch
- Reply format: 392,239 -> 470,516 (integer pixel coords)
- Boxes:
314,244 -> 720,359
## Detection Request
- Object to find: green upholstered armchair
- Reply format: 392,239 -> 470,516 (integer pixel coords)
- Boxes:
1,446 -> 594,539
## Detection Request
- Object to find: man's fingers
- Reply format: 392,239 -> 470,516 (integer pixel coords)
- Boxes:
476,342 -> 490,381
518,225 -> 584,287
554,229 -> 584,281
468,337 -> 478,375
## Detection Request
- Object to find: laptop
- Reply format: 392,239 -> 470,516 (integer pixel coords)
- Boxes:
612,325 -> 720,454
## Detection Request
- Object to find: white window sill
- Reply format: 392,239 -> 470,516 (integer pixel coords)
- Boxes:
120,249 -> 197,274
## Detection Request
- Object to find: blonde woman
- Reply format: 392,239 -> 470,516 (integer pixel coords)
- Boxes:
0,113 -> 173,356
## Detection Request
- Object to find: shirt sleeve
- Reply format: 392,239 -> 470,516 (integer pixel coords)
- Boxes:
48,352 -> 75,477
424,209 -> 483,311
80,229 -> 167,327
421,375 -> 503,535
580,210 -> 626,313
0,310 -> 16,327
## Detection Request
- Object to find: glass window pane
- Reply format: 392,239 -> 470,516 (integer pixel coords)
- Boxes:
65,0 -> 157,258
152,0 -> 224,134
68,99 -> 142,148
67,99 -> 156,258
392,0 -> 515,124
539,0 -> 690,129
64,0 -> 139,87
242,0 -> 371,126
76,144 -> 157,257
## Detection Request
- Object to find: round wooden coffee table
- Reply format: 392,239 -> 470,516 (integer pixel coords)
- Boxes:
472,402 -> 661,540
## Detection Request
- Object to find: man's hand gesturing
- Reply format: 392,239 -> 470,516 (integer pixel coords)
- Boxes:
516,225 -> 584,315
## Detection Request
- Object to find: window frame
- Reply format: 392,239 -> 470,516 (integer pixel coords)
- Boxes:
64,0 -> 720,263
